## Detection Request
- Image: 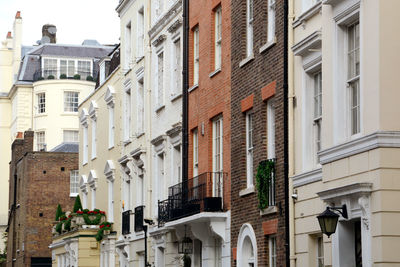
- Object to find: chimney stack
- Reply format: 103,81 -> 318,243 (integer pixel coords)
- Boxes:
41,24 -> 57,44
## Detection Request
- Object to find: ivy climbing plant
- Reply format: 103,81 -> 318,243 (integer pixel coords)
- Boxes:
255,159 -> 275,210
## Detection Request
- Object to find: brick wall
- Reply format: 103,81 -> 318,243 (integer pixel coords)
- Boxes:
188,0 -> 231,209
230,0 -> 287,266
7,131 -> 76,267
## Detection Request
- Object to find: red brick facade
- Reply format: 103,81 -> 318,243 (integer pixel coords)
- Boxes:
230,0 -> 287,266
188,0 -> 231,210
6,131 -> 76,267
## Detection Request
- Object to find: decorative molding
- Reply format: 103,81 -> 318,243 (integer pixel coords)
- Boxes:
152,34 -> 166,47
333,1 -> 360,23
104,86 -> 116,107
88,170 -> 98,189
293,2 -> 322,28
88,100 -> 98,119
167,19 -> 182,33
79,175 -> 88,193
317,183 -> 372,202
166,123 -> 182,137
318,131 -> 400,164
135,66 -> 144,80
116,0 -> 135,17
104,160 -> 116,180
292,168 -> 322,188
148,0 -> 182,40
123,78 -> 131,92
292,30 -> 322,56
152,135 -> 167,154
303,55 -> 322,73
79,108 -> 89,126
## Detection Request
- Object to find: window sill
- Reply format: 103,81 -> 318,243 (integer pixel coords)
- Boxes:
155,105 -> 165,113
136,56 -> 144,63
108,145 -> 114,150
136,132 -> 145,138
239,54 -> 255,68
35,113 -> 47,118
123,67 -> 132,76
91,156 -> 97,161
82,162 -> 88,166
61,112 -> 78,116
293,1 -> 322,28
123,139 -> 132,146
209,68 -> 221,78
188,84 -> 198,93
260,206 -> 277,216
259,37 -> 276,54
70,193 -> 79,198
170,93 -> 182,102
239,186 -> 255,197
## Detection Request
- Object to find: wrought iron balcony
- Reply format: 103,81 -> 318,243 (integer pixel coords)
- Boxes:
122,210 -> 131,235
158,172 -> 227,227
33,68 -> 98,82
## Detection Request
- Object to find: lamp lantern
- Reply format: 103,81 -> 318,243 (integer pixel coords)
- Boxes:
317,204 -> 348,237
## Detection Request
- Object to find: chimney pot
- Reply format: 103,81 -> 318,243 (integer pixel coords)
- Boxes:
15,11 -> 21,19
6,31 -> 12,38
16,132 -> 23,139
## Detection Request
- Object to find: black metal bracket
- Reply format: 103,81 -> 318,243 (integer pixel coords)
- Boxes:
328,204 -> 348,219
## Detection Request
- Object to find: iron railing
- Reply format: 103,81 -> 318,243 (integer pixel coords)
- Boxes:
122,210 -> 131,235
33,68 -> 97,82
158,172 -> 226,227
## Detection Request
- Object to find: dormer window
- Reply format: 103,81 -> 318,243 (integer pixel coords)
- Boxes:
41,58 -> 92,80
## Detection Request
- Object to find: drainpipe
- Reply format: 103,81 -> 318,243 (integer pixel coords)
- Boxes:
182,0 -> 189,182
283,0 -> 290,266
288,0 -> 296,265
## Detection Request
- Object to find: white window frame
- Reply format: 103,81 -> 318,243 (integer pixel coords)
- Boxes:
269,236 -> 277,267
108,105 -> 115,148
193,129 -> 199,177
313,71 -> 322,164
246,0 -> 254,57
70,170 -> 79,197
267,0 -> 276,43
172,37 -> 182,97
212,116 -> 223,198
317,236 -> 324,267
136,172 -> 144,207
36,131 -> 46,151
156,50 -> 165,108
125,22 -> 132,70
63,130 -> 79,143
64,91 -> 79,113
157,152 -> 165,202
137,7 -> 145,60
60,59 -> 75,77
42,57 -> 92,79
193,27 -> 199,85
267,98 -> 275,159
43,58 -> 57,78
215,6 -> 222,70
137,78 -> 145,134
37,93 -> 46,114
83,125 -> 88,164
347,21 -> 360,136
246,112 -> 254,188
124,81 -> 132,142
91,118 -> 97,159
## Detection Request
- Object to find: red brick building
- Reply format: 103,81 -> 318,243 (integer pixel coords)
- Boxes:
6,131 -> 77,267
230,0 -> 287,266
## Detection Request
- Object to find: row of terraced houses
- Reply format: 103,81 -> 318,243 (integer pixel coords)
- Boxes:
1,0 -> 400,266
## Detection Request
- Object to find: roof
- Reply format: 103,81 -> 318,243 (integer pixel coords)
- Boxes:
50,142 -> 79,153
17,43 -> 115,82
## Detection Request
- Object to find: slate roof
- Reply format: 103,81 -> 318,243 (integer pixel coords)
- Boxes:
50,142 -> 79,153
17,43 -> 115,82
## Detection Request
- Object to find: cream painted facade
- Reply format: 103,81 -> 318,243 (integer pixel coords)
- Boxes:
290,0 -> 400,266
116,0 -> 154,266
78,49 -> 122,267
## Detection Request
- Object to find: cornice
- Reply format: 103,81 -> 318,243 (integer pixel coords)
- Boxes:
292,168 -> 322,188
292,30 -> 322,56
319,131 -> 400,165
148,0 -> 182,40
317,183 -> 372,202
293,2 -> 322,28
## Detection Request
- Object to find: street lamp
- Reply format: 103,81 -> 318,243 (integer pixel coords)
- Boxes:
317,204 -> 348,237
178,225 -> 193,254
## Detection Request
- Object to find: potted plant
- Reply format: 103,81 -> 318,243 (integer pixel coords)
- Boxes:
47,75 -> 55,79
86,75 -> 94,81
73,74 -> 81,80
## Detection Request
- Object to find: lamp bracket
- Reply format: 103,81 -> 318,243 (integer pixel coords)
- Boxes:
328,204 -> 348,219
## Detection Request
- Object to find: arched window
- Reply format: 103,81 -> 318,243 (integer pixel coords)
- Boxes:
237,223 -> 257,267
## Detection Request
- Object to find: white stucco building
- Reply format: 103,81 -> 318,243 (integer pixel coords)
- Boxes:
289,0 -> 400,266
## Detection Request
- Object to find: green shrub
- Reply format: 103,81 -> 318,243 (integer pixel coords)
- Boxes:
86,75 -> 94,81
47,75 -> 55,79
73,74 -> 81,80
73,195 -> 83,213
255,160 -> 275,210
60,74 -> 67,79
37,76 -> 44,81
55,204 -> 63,221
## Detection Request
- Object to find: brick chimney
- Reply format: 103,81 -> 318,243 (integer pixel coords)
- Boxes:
11,131 -> 34,163
41,24 -> 57,44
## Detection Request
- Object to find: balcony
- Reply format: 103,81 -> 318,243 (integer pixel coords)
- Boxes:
158,172 -> 227,227
33,68 -> 98,82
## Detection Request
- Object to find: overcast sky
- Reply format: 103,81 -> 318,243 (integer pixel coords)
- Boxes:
0,0 -> 120,46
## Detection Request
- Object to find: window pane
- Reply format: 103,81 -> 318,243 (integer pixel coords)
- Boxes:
64,92 -> 79,112
64,130 -> 79,142
37,93 -> 46,114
